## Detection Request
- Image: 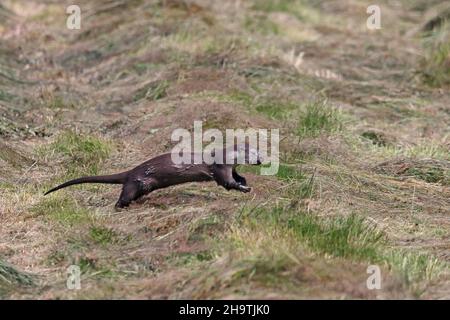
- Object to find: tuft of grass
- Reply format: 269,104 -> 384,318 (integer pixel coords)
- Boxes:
225,217 -> 302,289
46,251 -> 66,266
225,90 -> 253,107
230,254 -> 292,287
171,251 -> 215,267
31,196 -> 91,226
89,226 -> 119,245
225,90 -> 297,119
39,131 -> 112,176
255,208 -> 385,261
421,23 -> 450,87
385,250 -> 445,285
244,15 -> 279,35
47,95 -> 67,109
290,171 -> 316,199
134,80 -> 169,101
251,0 -> 322,24
0,259 -> 34,289
361,131 -> 387,147
239,164 -> 314,198
275,164 -> 304,180
297,100 -> 342,138
0,89 -> 14,102
77,256 -> 97,274
374,142 -> 450,161
132,62 -> 162,75
406,167 -> 447,184
252,0 -> 292,13
255,100 -> 297,119
234,205 -> 445,287
290,213 -> 383,260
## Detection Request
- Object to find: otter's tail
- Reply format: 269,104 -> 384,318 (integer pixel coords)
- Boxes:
44,172 -> 128,196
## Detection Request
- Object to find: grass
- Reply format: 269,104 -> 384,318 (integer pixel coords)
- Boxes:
31,196 -> 92,227
38,131 -> 112,176
374,141 -> 450,161
225,90 -> 298,119
248,207 -> 385,261
133,80 -> 169,101
251,0 -> 323,25
244,15 -> 279,35
47,95 -> 67,109
171,251 -> 215,267
361,131 -> 387,147
274,164 -> 305,180
255,100 -> 297,119
0,89 -> 14,102
89,226 -> 120,245
406,167 -> 448,184
132,62 -> 162,75
297,100 -> 342,138
252,0 -> 293,13
0,259 -> 34,296
232,204 -> 444,287
385,250 -> 445,286
421,22 -> 450,87
1,0 -> 449,299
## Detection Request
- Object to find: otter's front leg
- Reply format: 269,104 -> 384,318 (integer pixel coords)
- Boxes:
213,165 -> 251,193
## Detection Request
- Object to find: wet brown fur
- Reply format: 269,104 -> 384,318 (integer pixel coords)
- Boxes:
45,144 -> 261,208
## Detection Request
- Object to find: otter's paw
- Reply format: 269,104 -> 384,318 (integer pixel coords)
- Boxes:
239,185 -> 252,193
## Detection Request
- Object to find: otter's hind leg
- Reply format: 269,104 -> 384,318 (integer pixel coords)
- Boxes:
214,165 -> 251,193
115,182 -> 141,208
232,168 -> 247,186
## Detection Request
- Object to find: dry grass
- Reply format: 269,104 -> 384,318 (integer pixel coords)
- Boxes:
0,0 -> 449,299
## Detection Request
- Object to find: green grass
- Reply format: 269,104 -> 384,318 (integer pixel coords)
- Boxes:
385,250 -> 445,286
274,164 -> 315,199
47,95 -> 69,109
251,0 -> 321,23
225,90 -> 298,119
89,226 -> 119,245
244,15 -> 279,35
0,89 -> 14,102
239,164 -> 314,198
297,101 -> 342,138
361,131 -> 386,147
31,196 -> 92,227
0,259 -> 34,294
230,254 -> 292,287
252,0 -> 292,13
255,100 -> 297,119
46,251 -> 66,266
275,164 -> 305,180
290,213 -> 383,260
235,205 -> 444,286
133,80 -> 169,101
258,208 -> 384,261
39,131 -> 112,176
406,167 -> 448,184
132,62 -> 162,75
171,251 -> 215,267
421,23 -> 450,87
374,142 -> 450,161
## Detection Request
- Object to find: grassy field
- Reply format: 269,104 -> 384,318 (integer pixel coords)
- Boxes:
0,0 -> 449,299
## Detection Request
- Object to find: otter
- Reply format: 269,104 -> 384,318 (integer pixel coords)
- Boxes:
44,143 -> 262,208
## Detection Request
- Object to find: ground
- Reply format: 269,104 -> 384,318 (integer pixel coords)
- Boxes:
0,0 -> 449,299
